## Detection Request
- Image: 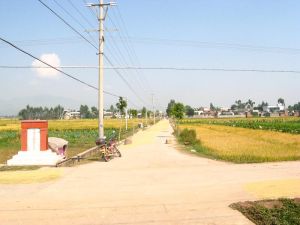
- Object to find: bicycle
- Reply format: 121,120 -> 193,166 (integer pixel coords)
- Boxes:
95,131 -> 122,162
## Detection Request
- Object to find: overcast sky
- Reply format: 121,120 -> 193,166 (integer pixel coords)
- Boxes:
0,0 -> 299,115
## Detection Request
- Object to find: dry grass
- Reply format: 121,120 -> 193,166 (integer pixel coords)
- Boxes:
245,179 -> 300,199
0,167 -> 62,184
178,124 -> 300,162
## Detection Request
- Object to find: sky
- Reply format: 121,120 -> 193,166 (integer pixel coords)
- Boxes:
0,0 -> 300,115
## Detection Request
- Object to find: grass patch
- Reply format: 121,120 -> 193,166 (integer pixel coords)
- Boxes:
230,198 -> 300,225
176,124 -> 300,163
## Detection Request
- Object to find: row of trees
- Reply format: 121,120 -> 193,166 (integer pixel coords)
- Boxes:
18,105 -> 64,120
18,97 -> 155,120
77,97 -> 155,119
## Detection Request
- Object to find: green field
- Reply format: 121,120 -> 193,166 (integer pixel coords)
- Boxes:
177,117 -> 300,163
0,118 -> 149,164
178,117 -> 300,134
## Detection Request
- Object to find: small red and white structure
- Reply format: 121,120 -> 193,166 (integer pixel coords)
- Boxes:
7,120 -> 63,166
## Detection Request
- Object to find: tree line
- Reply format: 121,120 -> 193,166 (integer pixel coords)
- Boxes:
18,97 -> 156,120
18,105 -> 64,120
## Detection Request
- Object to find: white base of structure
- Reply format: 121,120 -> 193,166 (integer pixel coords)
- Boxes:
7,150 -> 63,166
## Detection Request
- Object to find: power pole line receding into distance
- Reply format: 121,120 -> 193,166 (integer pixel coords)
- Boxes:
87,0 -> 116,139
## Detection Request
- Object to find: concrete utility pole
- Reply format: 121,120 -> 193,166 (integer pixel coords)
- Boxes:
125,98 -> 128,131
145,108 -> 148,127
152,94 -> 156,124
88,1 -> 116,139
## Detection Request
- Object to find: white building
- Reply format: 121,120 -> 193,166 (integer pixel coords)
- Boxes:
63,110 -> 80,120
263,103 -> 285,113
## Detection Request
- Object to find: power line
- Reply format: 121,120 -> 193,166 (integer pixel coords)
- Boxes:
116,36 -> 300,54
0,37 -> 121,98
82,0 -> 98,19
37,0 -> 98,50
103,54 -> 151,107
104,29 -> 147,96
2,65 -> 300,74
3,35 -> 300,55
37,0 -> 145,111
109,9 -> 153,93
66,0 -> 96,29
53,0 -> 98,46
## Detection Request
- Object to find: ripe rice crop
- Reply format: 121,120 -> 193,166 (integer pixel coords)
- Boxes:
177,123 -> 300,163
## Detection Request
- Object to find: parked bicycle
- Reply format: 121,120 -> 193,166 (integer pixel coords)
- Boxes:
96,131 -> 122,162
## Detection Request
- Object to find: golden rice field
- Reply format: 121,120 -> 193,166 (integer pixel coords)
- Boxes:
0,118 -> 147,131
178,124 -> 300,163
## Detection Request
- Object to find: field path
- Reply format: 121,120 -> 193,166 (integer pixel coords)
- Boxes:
1,119 -> 300,225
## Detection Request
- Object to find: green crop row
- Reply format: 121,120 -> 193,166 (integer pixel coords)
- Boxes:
178,117 -> 300,134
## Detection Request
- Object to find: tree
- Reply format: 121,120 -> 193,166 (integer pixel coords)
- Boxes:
210,103 -> 216,111
172,103 -> 185,119
231,104 -> 237,110
91,106 -> 98,118
116,97 -> 127,116
53,105 -> 64,119
293,102 -> 300,111
278,98 -> 285,105
80,105 -> 91,118
246,99 -> 255,107
166,99 -> 176,117
129,109 -> 138,118
185,105 -> 195,117
110,105 -> 115,113
257,101 -> 268,111
141,107 -> 147,118
234,99 -> 245,109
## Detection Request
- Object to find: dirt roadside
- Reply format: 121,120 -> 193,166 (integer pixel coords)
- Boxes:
0,119 -> 299,225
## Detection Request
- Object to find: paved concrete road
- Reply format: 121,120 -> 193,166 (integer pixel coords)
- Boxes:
1,119 -> 300,225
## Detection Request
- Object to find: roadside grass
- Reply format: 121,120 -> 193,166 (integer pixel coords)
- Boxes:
230,198 -> 300,225
176,124 -> 300,163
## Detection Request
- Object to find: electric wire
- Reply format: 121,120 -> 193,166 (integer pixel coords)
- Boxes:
118,36 -> 300,54
114,8 -> 153,92
37,0 -> 98,51
37,0 -> 143,108
105,27 -> 146,94
108,12 -> 152,93
2,65 -> 300,74
104,25 -> 147,95
82,0 -> 98,19
0,37 -> 121,98
66,0 -> 97,29
103,54 -> 151,107
53,0 -> 98,46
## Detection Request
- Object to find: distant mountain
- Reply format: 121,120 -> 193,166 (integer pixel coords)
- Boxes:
0,95 -> 83,116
